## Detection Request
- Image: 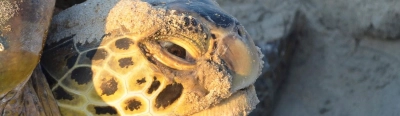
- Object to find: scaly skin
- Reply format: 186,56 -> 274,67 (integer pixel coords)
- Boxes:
42,0 -> 263,115
1,0 -> 263,115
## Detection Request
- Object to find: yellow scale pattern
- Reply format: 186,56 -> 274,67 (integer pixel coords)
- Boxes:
40,0 -> 262,115
49,34 -> 175,116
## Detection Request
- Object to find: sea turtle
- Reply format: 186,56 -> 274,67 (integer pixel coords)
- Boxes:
0,0 -> 56,115
0,0 -> 54,96
1,0 -> 264,115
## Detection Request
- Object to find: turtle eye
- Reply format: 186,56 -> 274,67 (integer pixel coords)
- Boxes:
143,40 -> 196,70
160,41 -> 186,59
141,36 -> 201,70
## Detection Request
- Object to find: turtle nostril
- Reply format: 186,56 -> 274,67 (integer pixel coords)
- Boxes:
237,27 -> 243,37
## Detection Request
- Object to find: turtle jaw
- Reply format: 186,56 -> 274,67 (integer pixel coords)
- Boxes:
216,27 -> 263,92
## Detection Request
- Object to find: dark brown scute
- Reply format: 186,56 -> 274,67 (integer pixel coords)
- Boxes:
100,77 -> 118,96
136,77 -> 146,85
147,77 -> 161,94
53,87 -> 74,100
125,99 -> 142,111
115,38 -> 134,50
118,57 -> 134,68
155,83 -> 183,108
70,67 -> 93,85
93,106 -> 118,115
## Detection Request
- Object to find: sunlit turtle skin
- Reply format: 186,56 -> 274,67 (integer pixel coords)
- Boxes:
0,0 -> 54,101
41,0 -> 263,115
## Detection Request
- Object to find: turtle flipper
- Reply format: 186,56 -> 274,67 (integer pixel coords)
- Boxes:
0,0 -> 56,115
29,65 -> 61,116
0,0 -> 55,98
1,65 -> 61,116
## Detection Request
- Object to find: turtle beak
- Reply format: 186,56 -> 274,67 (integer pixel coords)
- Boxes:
217,27 -> 263,92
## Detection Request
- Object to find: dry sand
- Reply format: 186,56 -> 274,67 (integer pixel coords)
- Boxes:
218,0 -> 400,116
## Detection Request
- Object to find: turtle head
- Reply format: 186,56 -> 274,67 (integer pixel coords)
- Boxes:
43,0 -> 263,115
126,0 -> 264,115
159,0 -> 263,92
